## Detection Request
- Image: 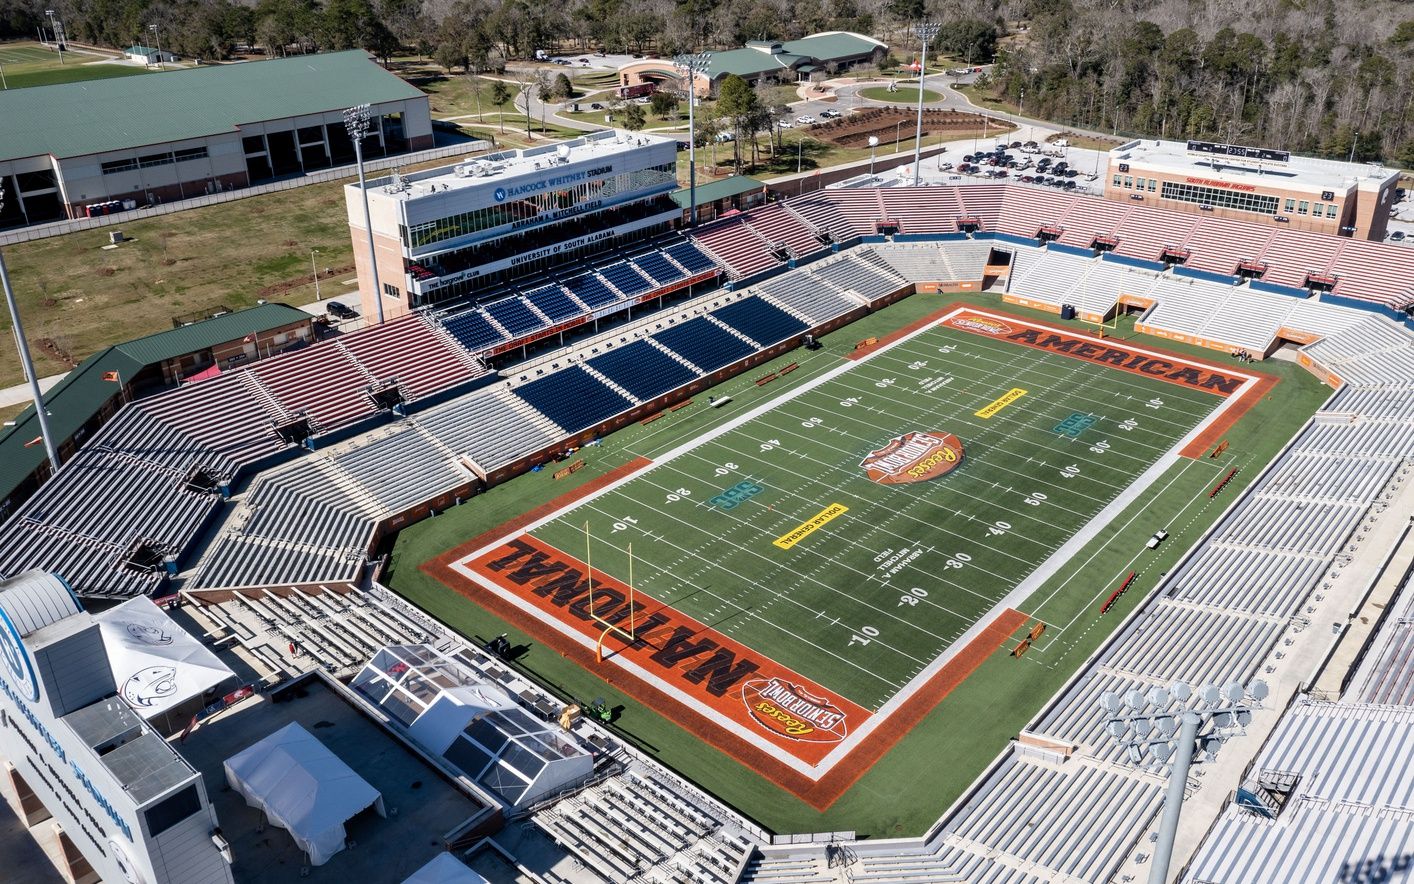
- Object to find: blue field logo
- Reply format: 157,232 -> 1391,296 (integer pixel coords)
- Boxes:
0,604 -> 40,703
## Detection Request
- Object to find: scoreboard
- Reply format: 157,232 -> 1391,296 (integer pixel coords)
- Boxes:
1186,140 -> 1291,165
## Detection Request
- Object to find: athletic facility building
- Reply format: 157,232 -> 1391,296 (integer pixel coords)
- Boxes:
1105,138 -> 1399,240
619,31 -> 887,97
345,130 -> 680,317
0,50 -> 431,229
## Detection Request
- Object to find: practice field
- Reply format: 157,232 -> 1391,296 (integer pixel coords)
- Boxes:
428,306 -> 1263,805
0,42 -> 149,89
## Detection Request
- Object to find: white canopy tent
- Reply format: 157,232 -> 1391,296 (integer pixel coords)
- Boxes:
223,722 -> 385,866
402,852 -> 488,884
95,596 -> 234,719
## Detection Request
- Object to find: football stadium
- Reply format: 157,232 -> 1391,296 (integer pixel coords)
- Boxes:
1,125 -> 1412,884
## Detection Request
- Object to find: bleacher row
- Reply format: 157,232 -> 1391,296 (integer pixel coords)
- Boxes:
785,183 -> 1414,310
688,203 -> 833,279
0,313 -> 486,596
746,312 -> 1414,884
533,771 -> 753,884
435,238 -> 720,355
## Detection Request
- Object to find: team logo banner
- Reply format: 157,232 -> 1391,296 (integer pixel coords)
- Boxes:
948,316 -> 1014,336
861,431 -> 965,484
741,677 -> 849,743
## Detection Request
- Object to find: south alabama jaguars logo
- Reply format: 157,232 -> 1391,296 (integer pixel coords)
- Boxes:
122,666 -> 179,709
125,621 -> 173,645
0,604 -> 39,703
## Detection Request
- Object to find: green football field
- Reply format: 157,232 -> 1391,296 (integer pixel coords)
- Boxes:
0,41 -> 152,89
526,318 -> 1226,712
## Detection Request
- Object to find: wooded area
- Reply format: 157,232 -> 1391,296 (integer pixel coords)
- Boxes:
2,0 -> 1411,165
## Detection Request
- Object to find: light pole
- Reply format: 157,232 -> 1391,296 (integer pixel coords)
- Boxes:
895,118 -> 904,147
912,20 -> 941,186
796,137 -> 803,174
673,52 -> 712,227
0,183 -> 59,472
1,63 -> 7,90
344,104 -> 384,325
310,248 -> 321,300
148,23 -> 164,70
45,10 -> 65,64
1099,679 -> 1268,884
868,135 -> 879,176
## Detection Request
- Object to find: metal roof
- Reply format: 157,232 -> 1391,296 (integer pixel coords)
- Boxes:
702,31 -> 883,80
0,303 -> 310,505
0,50 -> 425,161
670,175 -> 767,207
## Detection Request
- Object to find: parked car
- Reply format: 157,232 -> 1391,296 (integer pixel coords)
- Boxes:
795,114 -> 816,125
326,301 -> 358,320
577,57 -> 590,64
1020,175 -> 1033,183
1391,231 -> 1407,242
589,102 -> 603,110
777,119 -> 793,128
820,109 -> 842,119
938,162 -> 953,171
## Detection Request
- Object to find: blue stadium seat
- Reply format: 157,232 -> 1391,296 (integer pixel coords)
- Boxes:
513,366 -> 634,434
653,317 -> 756,372
664,240 -> 720,274
483,297 -> 545,336
599,262 -> 653,297
442,310 -> 506,351
631,251 -> 686,286
563,273 -> 619,308
524,285 -> 582,323
710,297 -> 809,347
587,341 -> 699,401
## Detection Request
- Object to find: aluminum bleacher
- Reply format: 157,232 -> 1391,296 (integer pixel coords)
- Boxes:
879,189 -> 958,233
663,239 -> 721,275
440,308 -> 508,353
337,314 -> 484,400
412,386 -> 561,472
523,284 -> 583,323
483,296 -> 546,337
512,365 -> 635,434
1113,205 -> 1196,262
1055,198 -> 1132,249
599,260 -> 655,297
756,272 -> 862,323
790,189 -> 883,239
631,249 -> 687,286
710,295 -> 810,346
1180,217 -> 1269,275
563,271 -> 620,308
586,340 -> 700,401
1257,228 -> 1341,288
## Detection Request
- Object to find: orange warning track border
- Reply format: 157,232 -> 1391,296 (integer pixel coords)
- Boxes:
428,513 -> 1031,808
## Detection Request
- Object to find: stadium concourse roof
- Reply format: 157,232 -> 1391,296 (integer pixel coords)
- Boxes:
670,174 -> 766,208
0,303 -> 309,507
0,50 -> 424,161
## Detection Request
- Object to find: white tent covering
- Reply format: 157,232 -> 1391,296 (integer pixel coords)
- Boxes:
401,852 -> 488,884
94,596 -> 235,718
223,722 -> 386,866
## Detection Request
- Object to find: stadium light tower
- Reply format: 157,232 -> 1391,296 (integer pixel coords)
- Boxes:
344,104 -> 384,325
45,9 -> 65,64
911,21 -> 941,186
1099,679 -> 1268,884
148,24 -> 164,70
0,183 -> 60,472
673,52 -> 712,227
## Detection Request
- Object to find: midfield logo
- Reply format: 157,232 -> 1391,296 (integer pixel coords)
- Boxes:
861,431 -> 966,485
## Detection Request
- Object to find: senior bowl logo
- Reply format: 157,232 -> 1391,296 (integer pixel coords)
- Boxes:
741,677 -> 849,743
861,431 -> 965,485
949,316 -> 1014,336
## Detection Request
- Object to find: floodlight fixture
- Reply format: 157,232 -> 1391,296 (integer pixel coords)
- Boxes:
910,21 -> 942,186
343,104 -> 383,325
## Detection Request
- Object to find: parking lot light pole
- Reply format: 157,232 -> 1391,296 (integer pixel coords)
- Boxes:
0,183 -> 60,472
310,249 -> 321,300
912,21 -> 941,186
868,136 -> 879,176
344,104 -> 383,325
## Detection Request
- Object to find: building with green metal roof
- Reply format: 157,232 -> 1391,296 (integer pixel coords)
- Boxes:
0,303 -> 312,514
620,31 -> 887,96
0,50 -> 432,230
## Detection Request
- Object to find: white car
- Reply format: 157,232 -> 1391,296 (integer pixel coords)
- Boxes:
777,120 -> 793,129
795,115 -> 816,125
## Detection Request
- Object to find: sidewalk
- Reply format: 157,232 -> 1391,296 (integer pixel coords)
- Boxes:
0,374 -> 64,410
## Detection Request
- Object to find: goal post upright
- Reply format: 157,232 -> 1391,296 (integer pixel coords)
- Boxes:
583,523 -> 639,662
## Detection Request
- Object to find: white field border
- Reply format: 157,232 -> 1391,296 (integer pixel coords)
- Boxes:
447,305 -> 1264,781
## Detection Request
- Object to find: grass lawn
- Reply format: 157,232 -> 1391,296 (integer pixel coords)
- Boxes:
415,73 -> 519,121
957,84 -> 1021,116
0,41 -> 150,89
0,179 -> 358,386
385,291 -> 1328,835
857,86 -> 945,104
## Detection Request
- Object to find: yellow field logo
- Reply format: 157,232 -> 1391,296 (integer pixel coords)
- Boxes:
861,431 -> 966,485
774,503 -> 848,549
740,677 -> 849,743
975,388 -> 1027,419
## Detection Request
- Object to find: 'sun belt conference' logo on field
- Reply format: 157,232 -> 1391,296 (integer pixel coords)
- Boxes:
861,431 -> 965,485
741,677 -> 849,743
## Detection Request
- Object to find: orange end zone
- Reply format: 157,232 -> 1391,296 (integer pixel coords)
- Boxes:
422,503 -> 1030,808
